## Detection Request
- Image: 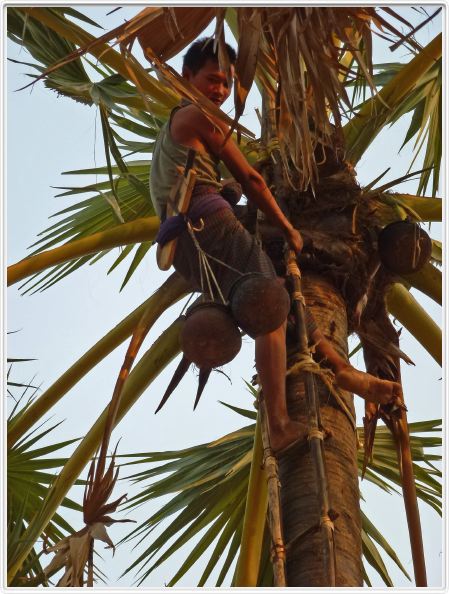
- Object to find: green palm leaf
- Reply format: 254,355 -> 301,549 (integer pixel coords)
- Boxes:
343,34 -> 442,197
117,404 -> 441,586
7,376 -> 83,585
7,318 -> 184,584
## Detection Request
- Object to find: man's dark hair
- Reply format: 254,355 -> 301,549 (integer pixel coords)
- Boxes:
182,37 -> 236,74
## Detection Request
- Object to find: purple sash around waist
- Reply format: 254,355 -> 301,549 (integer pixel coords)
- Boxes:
155,191 -> 232,246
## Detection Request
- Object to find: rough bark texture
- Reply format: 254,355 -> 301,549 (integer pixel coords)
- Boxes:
279,273 -> 362,586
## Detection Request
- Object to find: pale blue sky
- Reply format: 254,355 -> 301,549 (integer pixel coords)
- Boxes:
6,4 -> 444,588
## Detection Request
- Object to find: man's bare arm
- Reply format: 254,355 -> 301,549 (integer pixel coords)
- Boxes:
174,106 -> 303,253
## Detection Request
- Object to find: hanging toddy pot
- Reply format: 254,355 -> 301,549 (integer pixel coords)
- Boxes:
229,273 -> 291,338
180,301 -> 241,368
378,220 -> 432,275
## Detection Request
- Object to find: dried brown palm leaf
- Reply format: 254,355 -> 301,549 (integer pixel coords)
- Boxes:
213,9 -> 233,90
130,6 -> 216,61
39,446 -> 134,586
234,9 -> 262,120
362,401 -> 380,478
358,283 -> 427,585
251,6 -> 418,190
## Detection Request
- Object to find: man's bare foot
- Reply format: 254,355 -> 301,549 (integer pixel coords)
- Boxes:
335,365 -> 404,407
269,419 -> 307,456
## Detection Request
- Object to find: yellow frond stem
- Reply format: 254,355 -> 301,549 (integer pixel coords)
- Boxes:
8,217 -> 160,286
394,194 -> 442,222
386,283 -> 441,366
7,273 -> 190,448
234,415 -> 268,586
400,263 -> 442,306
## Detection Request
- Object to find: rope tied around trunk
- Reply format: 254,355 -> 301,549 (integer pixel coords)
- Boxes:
286,259 -> 302,277
287,353 -> 356,431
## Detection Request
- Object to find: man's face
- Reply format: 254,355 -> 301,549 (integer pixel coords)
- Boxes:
183,59 -> 234,107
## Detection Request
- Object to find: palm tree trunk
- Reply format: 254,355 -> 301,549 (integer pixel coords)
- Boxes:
279,273 -> 362,586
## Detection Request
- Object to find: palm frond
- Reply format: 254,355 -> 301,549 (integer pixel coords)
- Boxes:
343,33 -> 442,197
346,59 -> 442,197
117,407 -> 441,586
7,381 -> 83,585
7,318 -> 184,585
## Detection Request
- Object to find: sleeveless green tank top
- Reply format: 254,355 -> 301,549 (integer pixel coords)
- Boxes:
150,103 -> 223,219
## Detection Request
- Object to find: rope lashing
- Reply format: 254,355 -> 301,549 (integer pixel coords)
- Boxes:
308,427 -> 325,441
270,541 -> 286,561
286,260 -> 301,277
291,290 -> 306,306
287,353 -> 357,431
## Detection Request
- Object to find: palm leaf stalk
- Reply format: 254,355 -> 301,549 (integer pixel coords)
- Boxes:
234,414 -> 268,586
7,217 -> 159,286
401,262 -> 441,305
7,318 -> 183,585
396,412 -> 427,585
7,272 -> 189,448
386,283 -> 441,365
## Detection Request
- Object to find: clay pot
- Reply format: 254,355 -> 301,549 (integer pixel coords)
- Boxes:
378,221 -> 432,275
229,273 -> 291,338
180,301 -> 241,368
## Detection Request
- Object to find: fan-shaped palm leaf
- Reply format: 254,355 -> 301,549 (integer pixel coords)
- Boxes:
117,406 -> 440,586
7,317 -> 184,584
7,379 -> 83,585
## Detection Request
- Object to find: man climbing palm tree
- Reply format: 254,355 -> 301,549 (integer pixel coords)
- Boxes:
141,36 -> 404,455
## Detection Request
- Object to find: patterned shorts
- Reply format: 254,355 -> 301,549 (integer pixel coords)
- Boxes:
173,205 -> 276,300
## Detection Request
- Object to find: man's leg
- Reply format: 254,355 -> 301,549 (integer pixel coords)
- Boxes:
255,323 -> 306,453
313,331 -> 403,407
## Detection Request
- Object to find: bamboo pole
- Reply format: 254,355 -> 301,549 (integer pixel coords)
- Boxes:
285,249 -> 336,586
259,397 -> 287,587
234,414 -> 268,586
8,217 -> 160,286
